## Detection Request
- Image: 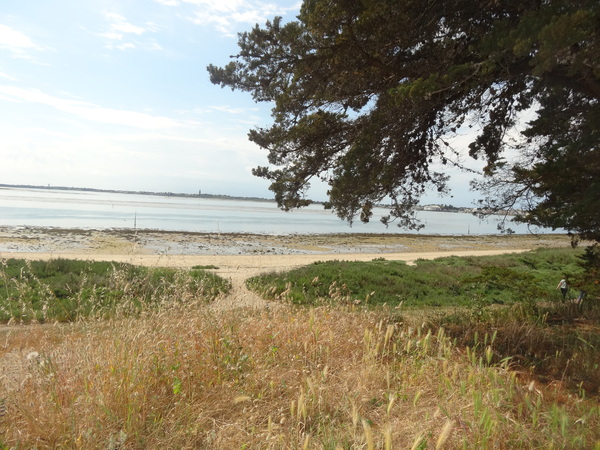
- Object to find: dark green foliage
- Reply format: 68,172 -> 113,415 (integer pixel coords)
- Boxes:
209,0 -> 600,240
247,248 -> 585,307
192,264 -> 219,270
572,244 -> 600,298
0,258 -> 231,323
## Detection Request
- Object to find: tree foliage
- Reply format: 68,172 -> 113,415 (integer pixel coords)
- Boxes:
208,0 -> 599,239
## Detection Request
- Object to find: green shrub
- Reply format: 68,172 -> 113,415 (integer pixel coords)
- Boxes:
0,258 -> 231,323
247,248 -> 587,307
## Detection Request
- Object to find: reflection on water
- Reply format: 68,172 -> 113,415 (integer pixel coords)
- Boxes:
0,187 -> 550,235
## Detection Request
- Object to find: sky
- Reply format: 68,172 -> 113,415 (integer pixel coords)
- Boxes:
0,0 -> 481,206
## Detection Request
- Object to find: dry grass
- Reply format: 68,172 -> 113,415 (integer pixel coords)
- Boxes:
2,302 -> 599,449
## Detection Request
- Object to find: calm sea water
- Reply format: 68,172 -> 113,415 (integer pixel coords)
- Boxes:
0,187 -> 551,235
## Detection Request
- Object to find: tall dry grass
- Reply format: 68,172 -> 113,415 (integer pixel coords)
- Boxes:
2,301 -> 599,448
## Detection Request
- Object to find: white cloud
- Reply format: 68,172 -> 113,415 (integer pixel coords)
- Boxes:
14,126 -> 73,139
103,13 -> 145,37
170,0 -> 299,36
112,22 -> 146,36
209,105 -> 246,114
0,85 -> 186,129
106,39 -> 162,52
100,12 -> 151,44
0,24 -> 44,58
146,41 -> 163,51
183,0 -> 246,12
116,42 -> 136,50
144,22 -> 161,33
0,71 -> 18,81
98,12 -> 165,52
1,118 -> 266,194
100,31 -> 124,41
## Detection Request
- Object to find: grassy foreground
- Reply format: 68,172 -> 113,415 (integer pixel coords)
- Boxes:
1,251 -> 600,448
2,306 -> 599,448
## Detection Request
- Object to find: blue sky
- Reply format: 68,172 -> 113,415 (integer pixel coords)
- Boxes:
0,0 -> 304,198
1,0 -> 481,205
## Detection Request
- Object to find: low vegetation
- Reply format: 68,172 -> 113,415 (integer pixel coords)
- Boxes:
247,247 -> 600,395
246,248 -> 588,307
0,258 -> 230,323
1,249 -> 599,448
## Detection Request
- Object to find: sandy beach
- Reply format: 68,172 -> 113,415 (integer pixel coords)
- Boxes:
0,226 -> 576,310
0,226 -> 574,268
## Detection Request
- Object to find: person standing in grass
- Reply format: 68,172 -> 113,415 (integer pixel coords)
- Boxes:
557,276 -> 569,300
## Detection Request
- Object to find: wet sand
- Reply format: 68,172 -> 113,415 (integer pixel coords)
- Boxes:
0,226 -> 573,258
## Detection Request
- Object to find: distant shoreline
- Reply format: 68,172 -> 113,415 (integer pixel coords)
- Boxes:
0,183 -> 484,213
0,183 -> 275,203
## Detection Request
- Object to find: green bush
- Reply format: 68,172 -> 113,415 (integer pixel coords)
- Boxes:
0,258 -> 231,323
247,248 -> 587,307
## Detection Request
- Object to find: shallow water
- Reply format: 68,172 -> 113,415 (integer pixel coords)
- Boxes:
0,187 -> 551,235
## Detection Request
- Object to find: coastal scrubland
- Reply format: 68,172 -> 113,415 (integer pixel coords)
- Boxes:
246,248 -> 584,307
1,246 -> 599,448
0,258 -> 230,323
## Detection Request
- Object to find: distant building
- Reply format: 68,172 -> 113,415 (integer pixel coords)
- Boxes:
422,204 -> 442,211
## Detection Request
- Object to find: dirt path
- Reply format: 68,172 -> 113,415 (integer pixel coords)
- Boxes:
212,249 -> 537,310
